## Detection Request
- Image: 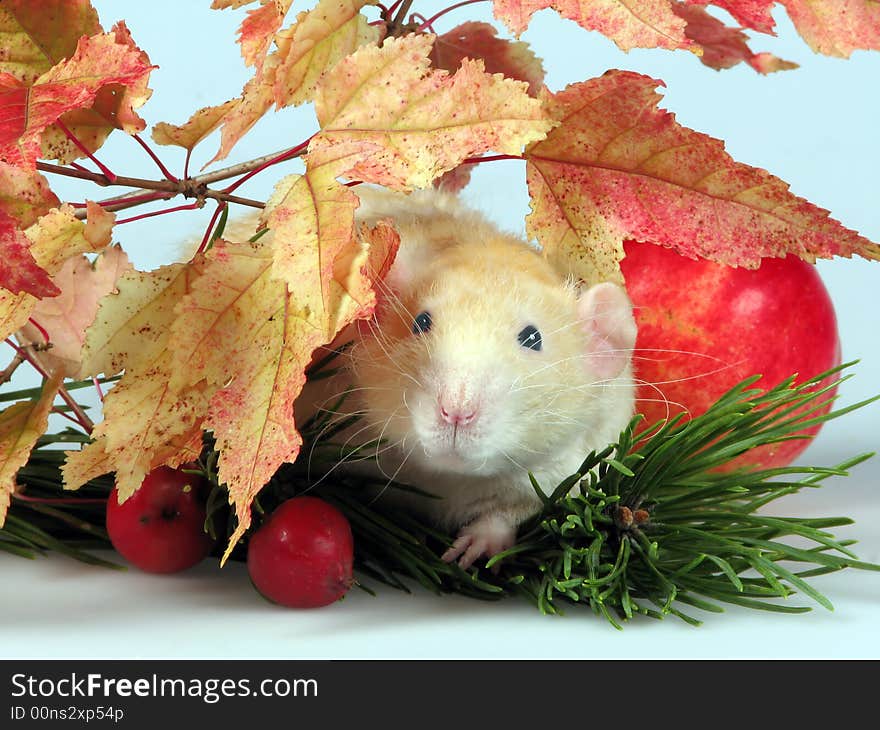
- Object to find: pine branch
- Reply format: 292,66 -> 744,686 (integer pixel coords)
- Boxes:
5,365 -> 879,627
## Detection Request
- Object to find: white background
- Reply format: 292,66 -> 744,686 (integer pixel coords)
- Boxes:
2,1 -> 879,658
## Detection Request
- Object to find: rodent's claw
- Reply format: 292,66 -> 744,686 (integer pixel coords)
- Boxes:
441,515 -> 516,571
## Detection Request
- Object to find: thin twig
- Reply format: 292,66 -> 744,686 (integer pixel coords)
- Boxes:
0,352 -> 26,386
221,138 -> 312,195
10,340 -> 94,434
387,0 -> 415,35
37,141 -> 305,219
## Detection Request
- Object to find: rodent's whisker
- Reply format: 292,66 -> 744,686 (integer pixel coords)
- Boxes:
367,440 -> 418,506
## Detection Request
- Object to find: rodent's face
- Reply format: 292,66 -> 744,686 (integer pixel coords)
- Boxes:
348,243 -> 636,478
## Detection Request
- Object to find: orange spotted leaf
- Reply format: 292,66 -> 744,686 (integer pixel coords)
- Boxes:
0,163 -> 59,227
41,22 -> 156,164
311,34 -> 552,190
493,0 -> 692,51
524,71 -> 880,285
0,0 -> 101,84
238,0 -> 293,71
66,260 -> 211,500
0,211 -> 60,298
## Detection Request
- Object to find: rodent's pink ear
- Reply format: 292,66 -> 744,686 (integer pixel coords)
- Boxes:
577,282 -> 638,380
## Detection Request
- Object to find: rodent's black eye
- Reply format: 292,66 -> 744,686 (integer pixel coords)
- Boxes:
413,311 -> 433,335
517,325 -> 542,351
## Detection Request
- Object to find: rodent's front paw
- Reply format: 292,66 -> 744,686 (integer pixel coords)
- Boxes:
441,514 -> 516,570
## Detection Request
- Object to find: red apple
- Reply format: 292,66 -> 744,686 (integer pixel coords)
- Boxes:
620,241 -> 841,470
106,466 -> 215,573
247,496 -> 354,608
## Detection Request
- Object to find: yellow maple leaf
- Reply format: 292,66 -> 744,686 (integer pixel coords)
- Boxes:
18,246 -> 131,376
0,202 -> 115,342
263,167 -> 360,336
151,100 -> 238,152
167,185 -> 397,561
310,34 -> 553,190
0,369 -> 63,526
66,260 -> 208,500
273,0 -> 381,109
78,260 -> 195,379
155,0 -> 378,167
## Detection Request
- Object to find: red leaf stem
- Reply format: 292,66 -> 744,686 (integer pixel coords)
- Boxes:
26,318 -> 50,345
115,201 -> 203,226
133,134 -> 179,182
55,119 -> 117,183
461,153 -> 524,164
221,136 -> 313,195
52,407 -> 85,427
415,0 -> 490,31
5,340 -> 93,434
92,377 -> 105,402
196,201 -> 227,255
13,493 -> 107,505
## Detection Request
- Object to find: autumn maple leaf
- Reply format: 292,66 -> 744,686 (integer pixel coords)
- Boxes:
524,71 -> 880,285
155,0 -> 380,167
17,246 -> 132,376
310,34 -> 552,190
781,0 -> 880,57
689,1 -> 880,56
687,1 -> 776,33
0,203 -> 115,343
673,3 -> 797,73
430,21 -> 545,94
0,24 -> 154,167
493,0 -> 692,51
0,211 -> 60,298
0,370 -> 63,527
65,260 -> 211,500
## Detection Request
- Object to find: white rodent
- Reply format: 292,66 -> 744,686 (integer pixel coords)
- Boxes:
307,187 -> 638,569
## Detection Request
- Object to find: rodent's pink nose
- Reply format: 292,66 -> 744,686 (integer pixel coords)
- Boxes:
439,402 -> 479,427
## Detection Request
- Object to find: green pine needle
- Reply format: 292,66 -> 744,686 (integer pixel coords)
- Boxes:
5,364 -> 879,627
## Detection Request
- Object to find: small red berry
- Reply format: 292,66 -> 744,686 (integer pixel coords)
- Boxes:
247,496 -> 354,609
106,466 -> 215,573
